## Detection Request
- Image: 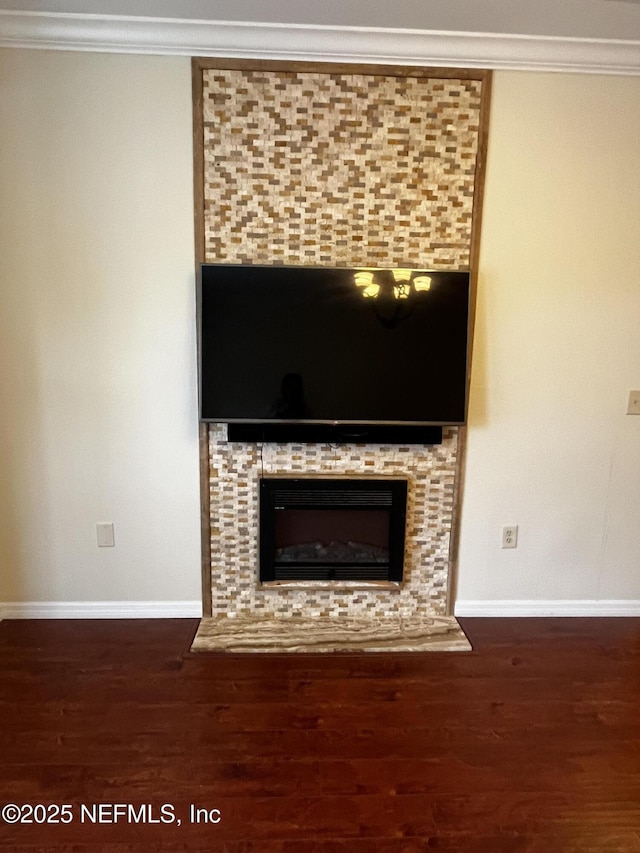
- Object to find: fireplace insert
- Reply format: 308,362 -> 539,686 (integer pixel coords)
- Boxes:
259,478 -> 408,583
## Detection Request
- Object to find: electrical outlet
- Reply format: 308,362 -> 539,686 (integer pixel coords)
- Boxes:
627,391 -> 640,415
502,525 -> 518,549
96,523 -> 115,548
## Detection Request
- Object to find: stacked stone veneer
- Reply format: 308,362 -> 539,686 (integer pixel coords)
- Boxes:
200,65 -> 485,618
209,426 -> 458,617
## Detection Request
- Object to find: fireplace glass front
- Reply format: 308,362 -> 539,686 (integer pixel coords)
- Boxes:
259,478 -> 408,582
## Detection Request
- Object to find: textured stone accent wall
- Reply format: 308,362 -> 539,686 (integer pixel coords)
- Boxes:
200,64 -> 485,618
209,426 -> 457,618
203,70 -> 482,268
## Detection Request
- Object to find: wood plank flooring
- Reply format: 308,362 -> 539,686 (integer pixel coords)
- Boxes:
1,617 -> 639,851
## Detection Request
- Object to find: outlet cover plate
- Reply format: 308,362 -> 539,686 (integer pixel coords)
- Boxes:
627,390 -> 640,415
502,525 -> 518,549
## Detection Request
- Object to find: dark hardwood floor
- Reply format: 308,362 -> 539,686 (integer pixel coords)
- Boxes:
1,617 -> 640,852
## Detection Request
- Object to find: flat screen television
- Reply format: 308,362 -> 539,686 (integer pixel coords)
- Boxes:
198,264 -> 471,431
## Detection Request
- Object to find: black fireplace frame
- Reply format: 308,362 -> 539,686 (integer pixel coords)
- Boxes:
259,477 -> 408,583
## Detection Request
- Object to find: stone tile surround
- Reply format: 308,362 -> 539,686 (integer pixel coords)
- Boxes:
208,425 -> 458,619
203,69 -> 482,268
196,62 -> 488,633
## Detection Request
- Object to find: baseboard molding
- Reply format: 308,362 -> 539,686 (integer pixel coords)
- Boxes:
0,601 -> 202,620
3,599 -> 639,620
455,599 -> 640,617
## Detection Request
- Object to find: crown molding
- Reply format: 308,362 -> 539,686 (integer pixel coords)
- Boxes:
0,11 -> 639,74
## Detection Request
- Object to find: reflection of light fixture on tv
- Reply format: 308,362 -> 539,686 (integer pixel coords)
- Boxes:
392,269 -> 411,300
354,271 -> 374,287
353,269 -> 433,300
353,271 -> 381,299
353,268 -> 435,328
413,275 -> 432,292
362,284 -> 381,298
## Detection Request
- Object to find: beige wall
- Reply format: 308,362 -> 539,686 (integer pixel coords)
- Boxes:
0,50 -> 201,604
1,50 -> 639,609
458,72 -> 640,606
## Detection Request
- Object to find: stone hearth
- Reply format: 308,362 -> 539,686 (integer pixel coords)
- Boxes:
191,614 -> 471,653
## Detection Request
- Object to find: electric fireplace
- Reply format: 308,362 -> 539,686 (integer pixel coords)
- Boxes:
259,477 -> 408,583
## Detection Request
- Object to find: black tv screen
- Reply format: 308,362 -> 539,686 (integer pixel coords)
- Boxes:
198,264 -> 470,426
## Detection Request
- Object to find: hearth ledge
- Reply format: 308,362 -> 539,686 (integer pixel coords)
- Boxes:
191,614 -> 472,653
259,579 -> 402,592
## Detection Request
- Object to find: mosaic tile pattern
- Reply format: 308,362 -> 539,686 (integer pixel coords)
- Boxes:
200,65 -> 485,621
203,70 -> 481,268
208,425 -> 458,618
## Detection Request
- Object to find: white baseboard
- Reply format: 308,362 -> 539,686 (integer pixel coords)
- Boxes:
3,599 -> 639,620
455,599 -> 640,617
0,601 -> 202,620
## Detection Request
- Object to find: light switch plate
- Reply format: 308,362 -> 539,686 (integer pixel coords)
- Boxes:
96,522 -> 115,547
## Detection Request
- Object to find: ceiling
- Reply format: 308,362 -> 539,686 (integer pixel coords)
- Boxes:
1,0 -> 639,73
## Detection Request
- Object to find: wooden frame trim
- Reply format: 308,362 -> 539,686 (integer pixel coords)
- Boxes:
192,56 -> 490,80
192,59 -> 212,617
447,70 -> 493,615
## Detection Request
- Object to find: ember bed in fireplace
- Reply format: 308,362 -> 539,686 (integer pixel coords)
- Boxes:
259,477 -> 408,584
